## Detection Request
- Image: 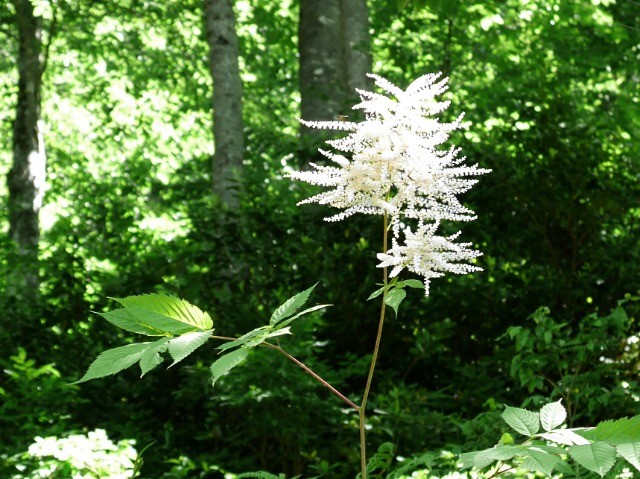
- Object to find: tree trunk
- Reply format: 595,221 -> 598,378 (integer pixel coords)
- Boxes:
340,0 -> 372,101
298,0 -> 346,139
203,0 -> 244,209
8,0 -> 45,303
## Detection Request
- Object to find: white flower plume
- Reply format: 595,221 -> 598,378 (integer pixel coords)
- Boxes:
377,222 -> 482,296
289,72 -> 490,295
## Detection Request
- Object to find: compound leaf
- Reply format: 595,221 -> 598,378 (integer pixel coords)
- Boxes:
502,406 -> 540,436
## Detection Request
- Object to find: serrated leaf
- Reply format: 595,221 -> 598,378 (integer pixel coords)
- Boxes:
502,406 -> 540,436
569,442 -> 616,477
577,416 -> 640,444
617,442 -> 640,473
385,288 -> 406,316
540,429 -> 590,446
167,330 -> 212,367
460,446 -> 521,469
73,342 -> 153,384
210,348 -> 250,386
522,448 -> 560,476
139,338 -> 170,376
540,400 -> 567,432
274,304 -> 330,330
217,327 -> 269,351
269,285 -> 317,326
98,309 -> 166,336
113,294 -> 213,335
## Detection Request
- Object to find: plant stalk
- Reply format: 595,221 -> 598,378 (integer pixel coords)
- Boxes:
359,212 -> 390,479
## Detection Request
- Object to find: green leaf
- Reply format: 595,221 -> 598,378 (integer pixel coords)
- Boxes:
540,429 -> 590,446
139,338 -> 170,376
217,327 -> 269,351
617,443 -> 640,473
210,348 -> 250,386
540,400 -> 567,432
395,279 -> 424,289
460,446 -> 521,469
273,304 -> 330,329
578,416 -> 640,444
73,342 -> 153,383
98,309 -> 166,336
367,285 -> 386,300
167,330 -> 212,367
385,288 -> 406,316
569,442 -> 616,477
269,284 -> 317,325
112,294 -> 213,335
522,448 -> 560,476
502,406 -> 540,436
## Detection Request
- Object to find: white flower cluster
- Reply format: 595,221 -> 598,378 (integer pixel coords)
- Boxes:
289,73 -> 489,295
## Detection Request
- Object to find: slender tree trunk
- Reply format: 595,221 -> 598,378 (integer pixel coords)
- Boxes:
8,0 -> 45,303
203,0 -> 244,209
298,0 -> 346,138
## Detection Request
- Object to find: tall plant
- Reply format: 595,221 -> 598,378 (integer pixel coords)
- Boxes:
74,73 -> 489,479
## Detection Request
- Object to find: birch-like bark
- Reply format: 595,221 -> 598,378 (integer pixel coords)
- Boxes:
8,0 -> 45,301
203,0 -> 244,209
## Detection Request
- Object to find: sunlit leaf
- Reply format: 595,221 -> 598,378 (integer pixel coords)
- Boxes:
617,442 -> 640,473
73,342 -> 153,384
569,442 -> 616,477
540,400 -> 566,432
269,284 -> 317,325
167,330 -> 213,367
502,405 -> 540,436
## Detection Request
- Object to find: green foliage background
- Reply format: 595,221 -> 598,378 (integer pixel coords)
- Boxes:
1,0 -> 639,477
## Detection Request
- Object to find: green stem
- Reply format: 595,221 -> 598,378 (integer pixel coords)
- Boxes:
359,212 -> 390,479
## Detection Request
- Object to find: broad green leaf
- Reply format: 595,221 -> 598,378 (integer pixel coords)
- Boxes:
569,442 -> 616,477
540,400 -> 567,432
522,448 -> 560,476
114,294 -> 213,334
98,309 -> 166,336
139,338 -> 170,376
265,327 -> 292,339
210,348 -> 250,386
167,330 -> 212,367
269,284 -> 317,325
577,416 -> 640,444
385,288 -> 406,316
540,429 -> 590,446
73,342 -> 152,384
502,406 -> 540,436
617,442 -> 640,473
